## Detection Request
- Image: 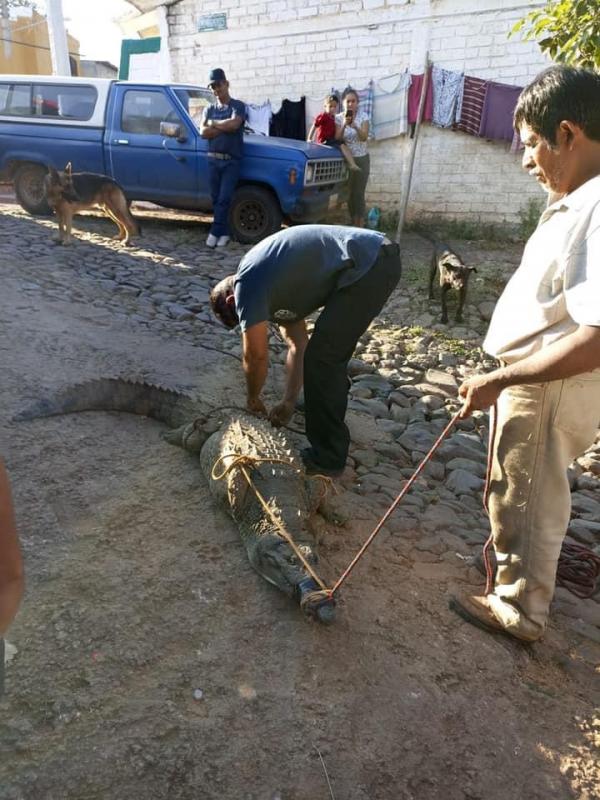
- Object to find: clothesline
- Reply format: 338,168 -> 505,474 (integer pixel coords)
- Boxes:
244,62 -> 524,151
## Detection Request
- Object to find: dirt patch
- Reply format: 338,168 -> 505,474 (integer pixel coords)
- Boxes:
0,209 -> 598,800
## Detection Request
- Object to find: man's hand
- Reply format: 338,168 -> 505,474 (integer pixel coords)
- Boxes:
458,372 -> 505,418
247,395 -> 267,417
269,401 -> 295,428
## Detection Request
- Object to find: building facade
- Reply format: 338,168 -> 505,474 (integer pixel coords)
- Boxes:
130,0 -> 553,227
0,10 -> 80,75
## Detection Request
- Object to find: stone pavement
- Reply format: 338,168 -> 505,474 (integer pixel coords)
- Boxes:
2,203 -> 599,641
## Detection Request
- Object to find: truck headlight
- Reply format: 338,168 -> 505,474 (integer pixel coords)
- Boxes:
305,163 -> 315,184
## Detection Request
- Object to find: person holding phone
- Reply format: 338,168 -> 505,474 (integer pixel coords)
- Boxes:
335,88 -> 371,226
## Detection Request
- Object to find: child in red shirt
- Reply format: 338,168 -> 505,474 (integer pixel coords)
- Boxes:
307,95 -> 361,171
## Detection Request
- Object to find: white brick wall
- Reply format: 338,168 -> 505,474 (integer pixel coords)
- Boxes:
167,0 -> 552,227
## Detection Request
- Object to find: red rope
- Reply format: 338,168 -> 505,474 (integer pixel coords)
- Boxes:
556,541 -> 600,599
329,409 -> 463,596
481,403 -> 498,596
328,400 -> 599,601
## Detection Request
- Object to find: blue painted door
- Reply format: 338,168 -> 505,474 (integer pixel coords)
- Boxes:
105,85 -> 210,208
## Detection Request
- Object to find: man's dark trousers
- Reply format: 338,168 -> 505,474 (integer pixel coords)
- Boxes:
303,243 -> 402,470
209,157 -> 241,238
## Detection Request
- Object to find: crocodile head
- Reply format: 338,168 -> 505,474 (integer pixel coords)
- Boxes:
251,536 -> 336,623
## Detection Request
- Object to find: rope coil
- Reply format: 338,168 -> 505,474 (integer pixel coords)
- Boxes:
556,541 -> 600,599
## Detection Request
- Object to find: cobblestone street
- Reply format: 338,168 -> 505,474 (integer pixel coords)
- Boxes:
0,203 -> 598,800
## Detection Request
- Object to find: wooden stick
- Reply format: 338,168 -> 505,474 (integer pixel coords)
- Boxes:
395,54 -> 430,244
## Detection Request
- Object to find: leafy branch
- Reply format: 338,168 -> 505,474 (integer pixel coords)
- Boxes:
511,0 -> 600,70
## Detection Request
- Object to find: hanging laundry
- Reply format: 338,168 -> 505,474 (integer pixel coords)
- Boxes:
371,72 -> 411,140
431,66 -> 464,128
270,98 -> 283,115
478,81 -> 523,142
407,68 -> 433,125
269,97 -> 306,140
357,81 -> 374,130
246,101 -> 272,136
455,75 -> 488,136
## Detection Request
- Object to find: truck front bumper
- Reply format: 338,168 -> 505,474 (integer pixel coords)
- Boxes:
287,186 -> 342,223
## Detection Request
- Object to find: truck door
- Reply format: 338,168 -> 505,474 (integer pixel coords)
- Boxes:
105,85 -> 209,207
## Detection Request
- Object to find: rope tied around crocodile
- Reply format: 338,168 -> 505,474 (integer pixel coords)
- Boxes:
211,452 -> 333,596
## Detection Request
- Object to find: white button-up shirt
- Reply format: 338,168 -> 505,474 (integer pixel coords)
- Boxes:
484,175 -> 600,364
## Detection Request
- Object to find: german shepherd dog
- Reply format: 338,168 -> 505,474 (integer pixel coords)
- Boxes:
44,162 -> 140,246
426,237 -> 477,324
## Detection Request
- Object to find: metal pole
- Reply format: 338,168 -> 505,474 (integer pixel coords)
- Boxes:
46,0 -> 71,75
395,55 -> 430,244
0,0 -> 11,60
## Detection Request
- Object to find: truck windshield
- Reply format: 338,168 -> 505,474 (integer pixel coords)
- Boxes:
174,88 -> 213,130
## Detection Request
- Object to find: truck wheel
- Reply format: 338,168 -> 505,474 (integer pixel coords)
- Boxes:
14,163 -> 51,215
229,186 -> 283,245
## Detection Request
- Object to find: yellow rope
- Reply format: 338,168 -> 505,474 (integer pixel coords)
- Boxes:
211,452 -> 331,593
210,452 -> 291,482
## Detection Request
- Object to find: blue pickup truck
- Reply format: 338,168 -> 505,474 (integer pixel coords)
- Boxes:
0,75 -> 346,243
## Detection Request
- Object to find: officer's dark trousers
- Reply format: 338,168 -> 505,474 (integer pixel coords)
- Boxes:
303,243 -> 402,470
209,157 -> 241,238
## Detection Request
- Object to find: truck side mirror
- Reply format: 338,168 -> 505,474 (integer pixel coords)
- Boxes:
160,120 -> 187,143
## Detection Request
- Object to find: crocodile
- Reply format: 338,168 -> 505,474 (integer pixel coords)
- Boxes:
15,379 -> 335,623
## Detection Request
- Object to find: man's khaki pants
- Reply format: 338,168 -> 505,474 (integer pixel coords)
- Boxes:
487,373 -> 600,640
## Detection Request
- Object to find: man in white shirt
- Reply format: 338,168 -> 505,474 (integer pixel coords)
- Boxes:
450,66 -> 600,642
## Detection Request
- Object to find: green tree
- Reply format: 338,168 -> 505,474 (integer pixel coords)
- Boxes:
0,0 -> 38,20
6,1 -> 38,10
512,0 -> 600,70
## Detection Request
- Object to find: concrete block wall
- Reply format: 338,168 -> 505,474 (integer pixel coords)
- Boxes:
167,0 -> 552,227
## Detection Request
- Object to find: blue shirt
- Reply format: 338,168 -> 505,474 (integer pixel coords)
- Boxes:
234,225 -> 386,331
202,97 -> 246,159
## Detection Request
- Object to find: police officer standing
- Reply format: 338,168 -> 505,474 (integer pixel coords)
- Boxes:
200,68 -> 246,249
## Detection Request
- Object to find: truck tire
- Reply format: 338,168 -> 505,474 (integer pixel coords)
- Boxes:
14,163 -> 51,215
229,186 -> 283,245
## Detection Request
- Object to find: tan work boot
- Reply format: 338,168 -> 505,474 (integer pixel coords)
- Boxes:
449,594 -> 537,643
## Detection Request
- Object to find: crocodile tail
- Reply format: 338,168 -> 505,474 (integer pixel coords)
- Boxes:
13,378 -> 202,428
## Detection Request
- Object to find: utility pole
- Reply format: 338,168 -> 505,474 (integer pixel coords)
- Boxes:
46,0 -> 71,75
0,0 -> 12,60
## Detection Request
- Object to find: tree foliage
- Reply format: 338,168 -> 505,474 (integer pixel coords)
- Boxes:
3,0 -> 38,13
512,0 -> 600,70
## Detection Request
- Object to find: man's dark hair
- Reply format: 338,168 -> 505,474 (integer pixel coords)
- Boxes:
514,65 -> 600,145
209,274 -> 239,329
342,87 -> 359,102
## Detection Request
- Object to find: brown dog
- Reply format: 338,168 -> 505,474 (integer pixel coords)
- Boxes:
427,238 -> 476,324
44,162 -> 140,246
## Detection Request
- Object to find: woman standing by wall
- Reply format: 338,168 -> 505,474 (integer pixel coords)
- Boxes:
336,88 -> 370,227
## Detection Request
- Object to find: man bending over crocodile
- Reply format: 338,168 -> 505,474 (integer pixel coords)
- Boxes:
209,224 -> 402,478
